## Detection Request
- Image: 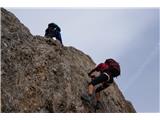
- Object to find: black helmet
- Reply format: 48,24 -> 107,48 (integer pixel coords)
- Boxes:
48,23 -> 57,28
48,23 -> 61,32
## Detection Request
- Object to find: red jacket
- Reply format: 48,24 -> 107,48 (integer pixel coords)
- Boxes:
88,63 -> 109,76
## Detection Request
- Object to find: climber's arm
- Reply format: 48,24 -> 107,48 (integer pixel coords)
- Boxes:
88,63 -> 104,77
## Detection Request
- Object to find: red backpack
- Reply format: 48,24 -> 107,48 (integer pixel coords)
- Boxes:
104,58 -> 121,77
96,63 -> 109,72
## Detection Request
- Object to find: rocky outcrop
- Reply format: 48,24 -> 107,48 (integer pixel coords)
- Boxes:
1,8 -> 136,113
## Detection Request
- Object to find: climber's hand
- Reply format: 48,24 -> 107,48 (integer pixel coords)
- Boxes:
90,75 -> 96,80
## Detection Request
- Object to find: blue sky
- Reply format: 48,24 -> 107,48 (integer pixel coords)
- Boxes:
7,8 -> 159,112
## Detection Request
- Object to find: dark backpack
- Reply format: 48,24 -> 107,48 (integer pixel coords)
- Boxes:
105,58 -> 121,77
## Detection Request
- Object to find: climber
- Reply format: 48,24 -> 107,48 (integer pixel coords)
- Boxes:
81,58 -> 120,109
45,23 -> 63,45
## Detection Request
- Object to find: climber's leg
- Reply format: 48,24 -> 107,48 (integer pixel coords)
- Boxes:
95,92 -> 101,102
95,78 -> 113,94
94,78 -> 114,109
81,73 -> 110,103
88,84 -> 95,95
88,73 -> 110,95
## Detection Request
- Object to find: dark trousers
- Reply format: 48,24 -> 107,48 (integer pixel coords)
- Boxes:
56,32 -> 63,45
90,73 -> 113,93
45,30 -> 63,45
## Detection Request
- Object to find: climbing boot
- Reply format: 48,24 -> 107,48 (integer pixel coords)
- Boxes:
94,101 -> 102,110
81,94 -> 94,104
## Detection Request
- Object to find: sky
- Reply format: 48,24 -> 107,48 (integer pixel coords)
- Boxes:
7,8 -> 159,112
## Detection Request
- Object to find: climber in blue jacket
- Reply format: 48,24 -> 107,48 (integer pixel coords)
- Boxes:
45,23 -> 63,45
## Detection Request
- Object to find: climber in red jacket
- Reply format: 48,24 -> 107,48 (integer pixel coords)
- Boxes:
81,58 -> 120,109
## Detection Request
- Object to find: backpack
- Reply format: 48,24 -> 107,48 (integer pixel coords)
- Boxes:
104,58 -> 121,77
96,63 -> 109,72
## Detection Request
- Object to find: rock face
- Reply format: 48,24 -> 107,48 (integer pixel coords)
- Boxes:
1,8 -> 136,113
